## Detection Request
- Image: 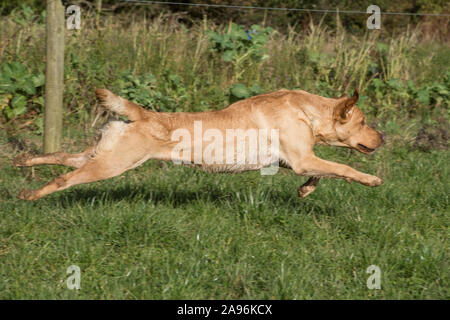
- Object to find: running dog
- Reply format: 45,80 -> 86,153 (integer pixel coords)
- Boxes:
13,88 -> 384,200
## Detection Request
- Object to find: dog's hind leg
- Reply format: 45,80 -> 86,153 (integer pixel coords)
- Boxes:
17,159 -> 118,200
13,146 -> 95,169
17,121 -> 158,200
17,148 -> 150,201
18,163 -> 99,200
298,177 -> 320,198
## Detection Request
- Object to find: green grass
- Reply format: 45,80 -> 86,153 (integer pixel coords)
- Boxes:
0,131 -> 448,299
0,7 -> 448,300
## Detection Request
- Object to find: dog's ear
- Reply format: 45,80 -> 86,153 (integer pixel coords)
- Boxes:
334,89 -> 359,123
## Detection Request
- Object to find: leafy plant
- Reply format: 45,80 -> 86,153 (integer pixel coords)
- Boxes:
11,4 -> 45,26
229,83 -> 262,103
0,61 -> 44,120
365,73 -> 450,119
207,23 -> 273,80
159,69 -> 191,112
116,70 -> 190,113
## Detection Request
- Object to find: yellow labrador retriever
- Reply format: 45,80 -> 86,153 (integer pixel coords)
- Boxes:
13,88 -> 384,200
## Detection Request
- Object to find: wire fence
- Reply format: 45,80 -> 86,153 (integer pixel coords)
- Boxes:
122,0 -> 450,17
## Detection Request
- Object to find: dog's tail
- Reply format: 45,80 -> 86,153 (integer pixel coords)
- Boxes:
95,89 -> 147,121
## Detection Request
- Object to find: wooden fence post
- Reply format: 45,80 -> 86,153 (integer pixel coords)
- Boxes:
44,0 -> 65,153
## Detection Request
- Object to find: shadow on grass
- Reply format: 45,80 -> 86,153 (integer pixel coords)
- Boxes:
51,182 -> 340,217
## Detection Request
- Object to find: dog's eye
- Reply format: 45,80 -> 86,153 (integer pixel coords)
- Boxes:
361,120 -> 365,126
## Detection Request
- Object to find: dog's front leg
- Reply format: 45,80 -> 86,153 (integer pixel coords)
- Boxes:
293,156 -> 383,187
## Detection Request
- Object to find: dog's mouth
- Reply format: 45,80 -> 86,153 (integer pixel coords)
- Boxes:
357,143 -> 376,154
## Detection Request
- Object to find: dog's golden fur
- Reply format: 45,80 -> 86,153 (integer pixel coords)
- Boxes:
14,88 -> 384,200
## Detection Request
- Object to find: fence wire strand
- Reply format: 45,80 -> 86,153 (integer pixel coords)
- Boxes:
122,0 -> 450,17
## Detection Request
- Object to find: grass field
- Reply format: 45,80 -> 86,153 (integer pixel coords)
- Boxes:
0,128 -> 448,299
0,7 -> 449,299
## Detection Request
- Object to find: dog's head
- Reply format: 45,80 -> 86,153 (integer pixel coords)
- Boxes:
332,90 -> 384,154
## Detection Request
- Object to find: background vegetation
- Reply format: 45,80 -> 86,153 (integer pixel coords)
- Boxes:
0,1 -> 448,299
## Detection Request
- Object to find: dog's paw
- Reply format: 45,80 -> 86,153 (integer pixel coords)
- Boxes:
12,153 -> 32,167
361,175 -> 383,187
298,185 -> 316,198
371,176 -> 383,186
18,189 -> 37,201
